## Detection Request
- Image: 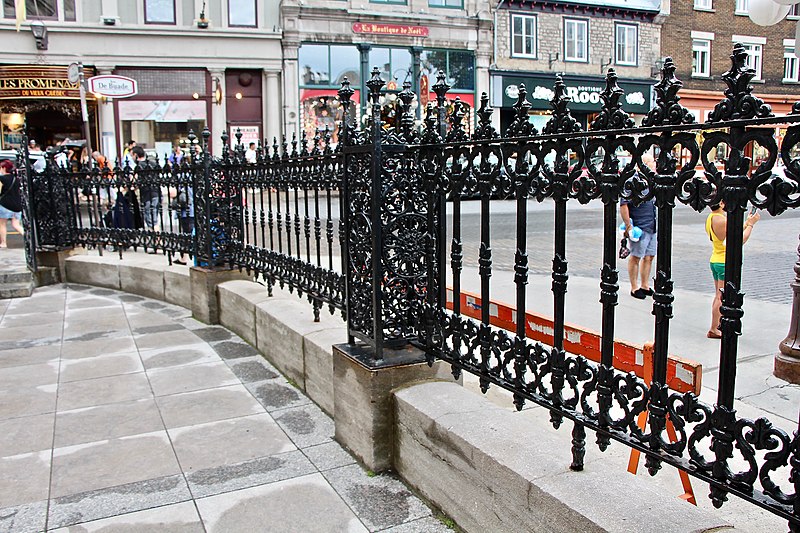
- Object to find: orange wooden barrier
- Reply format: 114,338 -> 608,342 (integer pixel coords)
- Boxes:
445,288 -> 699,504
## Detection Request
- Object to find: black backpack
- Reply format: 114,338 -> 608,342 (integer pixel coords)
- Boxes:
0,172 -> 23,213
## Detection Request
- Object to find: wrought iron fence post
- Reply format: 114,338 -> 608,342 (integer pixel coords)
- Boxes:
17,130 -> 38,272
367,68 -> 386,357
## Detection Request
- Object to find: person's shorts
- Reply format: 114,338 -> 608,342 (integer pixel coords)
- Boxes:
179,216 -> 194,234
629,231 -> 657,258
141,195 -> 160,229
710,262 -> 725,281
0,205 -> 20,219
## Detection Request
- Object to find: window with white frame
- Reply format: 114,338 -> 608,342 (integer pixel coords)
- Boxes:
692,39 -> 711,77
615,23 -> 637,66
228,0 -> 256,27
144,0 -> 175,24
694,0 -> 712,10
790,4 -> 800,18
2,0 -> 75,21
739,41 -> 763,80
511,14 -> 537,58
564,18 -> 588,62
735,0 -> 748,15
785,42 -> 799,82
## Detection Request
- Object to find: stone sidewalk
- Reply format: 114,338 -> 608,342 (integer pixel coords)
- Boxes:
0,283 -> 450,533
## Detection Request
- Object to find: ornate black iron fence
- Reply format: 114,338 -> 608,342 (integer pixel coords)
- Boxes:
17,43 -> 800,530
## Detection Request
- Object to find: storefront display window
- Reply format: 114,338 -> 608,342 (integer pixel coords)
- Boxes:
420,49 -> 474,91
300,91 -> 360,147
299,44 -> 360,87
370,48 -> 412,86
0,113 -> 24,149
119,100 -> 206,156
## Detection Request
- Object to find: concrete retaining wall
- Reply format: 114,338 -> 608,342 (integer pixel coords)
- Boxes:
394,382 -> 731,533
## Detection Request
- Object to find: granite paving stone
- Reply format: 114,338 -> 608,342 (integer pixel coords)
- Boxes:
0,500 -> 48,533
193,326 -> 233,342
0,412 -> 55,456
59,352 -> 144,383
377,516 -> 453,533
54,399 -> 165,448
272,403 -> 335,449
50,431 -> 182,498
139,343 -> 220,370
48,499 -> 204,533
246,379 -> 312,412
133,329 -> 204,351
0,384 -> 57,420
0,361 -> 59,390
228,357 -> 279,383
168,413 -> 295,472
155,384 -> 265,429
210,340 -> 261,360
1,310 -> 64,327
47,475 -> 194,530
322,464 -> 433,531
0,345 -> 59,369
185,450 -> 317,499
302,441 -> 358,472
60,335 -> 138,360
56,372 -> 153,411
0,450 -> 51,508
195,473 -> 368,533
147,361 -> 240,397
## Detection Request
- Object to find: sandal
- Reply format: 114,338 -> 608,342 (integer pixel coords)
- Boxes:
706,330 -> 722,339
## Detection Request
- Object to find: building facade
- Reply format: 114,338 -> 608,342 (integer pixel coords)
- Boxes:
490,0 -> 664,132
0,0 -> 283,159
280,0 -> 493,142
662,0 -> 800,120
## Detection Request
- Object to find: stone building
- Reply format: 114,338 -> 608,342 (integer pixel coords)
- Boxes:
661,0 -> 800,119
490,0 -> 665,132
280,0 -> 493,141
0,0 -> 283,159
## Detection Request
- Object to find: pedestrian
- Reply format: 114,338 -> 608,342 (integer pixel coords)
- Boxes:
706,201 -> 760,339
620,195 -> 657,299
245,142 -> 257,163
168,145 -> 183,167
122,140 -> 136,168
0,160 -> 24,248
170,185 -> 194,265
92,150 -> 109,170
130,146 -> 161,239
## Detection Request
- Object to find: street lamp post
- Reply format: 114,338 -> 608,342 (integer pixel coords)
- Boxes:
776,235 -> 800,383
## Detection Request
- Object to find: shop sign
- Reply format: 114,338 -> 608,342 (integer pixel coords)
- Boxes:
352,22 -> 428,37
498,73 -> 652,114
88,75 -> 138,98
229,125 -> 260,146
0,65 -> 90,100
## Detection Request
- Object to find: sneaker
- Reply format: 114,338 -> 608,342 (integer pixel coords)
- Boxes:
630,289 -> 646,299
641,288 -> 654,296
173,259 -> 186,265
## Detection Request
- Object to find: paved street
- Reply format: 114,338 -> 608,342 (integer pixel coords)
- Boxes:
0,278 -> 448,533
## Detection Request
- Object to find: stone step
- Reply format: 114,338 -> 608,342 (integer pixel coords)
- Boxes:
0,270 -> 33,284
0,281 -> 33,299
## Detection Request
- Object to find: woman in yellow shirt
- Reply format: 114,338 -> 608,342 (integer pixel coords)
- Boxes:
706,201 -> 760,338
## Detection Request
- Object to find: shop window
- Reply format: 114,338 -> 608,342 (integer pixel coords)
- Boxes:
735,0 -> 748,15
144,0 -> 175,24
301,94 -> 356,146
785,45 -> 799,82
3,0 -> 74,21
564,18 -> 588,63
228,0 -> 256,27
693,0 -> 712,10
299,44 -> 360,87
370,48 -> 412,87
615,23 -> 637,66
692,39 -> 711,77
420,49 -> 475,91
429,0 -> 462,7
511,14 -> 537,59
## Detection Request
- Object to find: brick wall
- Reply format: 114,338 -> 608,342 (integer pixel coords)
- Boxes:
496,8 -> 661,81
662,0 -> 799,95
